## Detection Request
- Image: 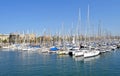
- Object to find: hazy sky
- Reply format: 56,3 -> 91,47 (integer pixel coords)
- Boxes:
0,0 -> 120,35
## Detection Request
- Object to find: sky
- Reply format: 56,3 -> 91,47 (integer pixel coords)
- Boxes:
0,0 -> 120,36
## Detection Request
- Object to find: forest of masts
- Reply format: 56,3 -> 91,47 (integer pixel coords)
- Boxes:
3,5 -> 120,46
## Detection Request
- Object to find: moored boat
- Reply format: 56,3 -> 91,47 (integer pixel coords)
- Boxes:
84,50 -> 100,58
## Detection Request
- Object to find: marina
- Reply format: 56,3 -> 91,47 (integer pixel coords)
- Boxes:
0,0 -> 120,76
0,34 -> 120,76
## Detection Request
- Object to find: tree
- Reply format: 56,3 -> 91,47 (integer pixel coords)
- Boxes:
2,39 -> 7,43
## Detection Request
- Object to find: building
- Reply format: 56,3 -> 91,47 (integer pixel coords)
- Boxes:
9,33 -> 19,44
0,34 -> 9,43
18,33 -> 36,43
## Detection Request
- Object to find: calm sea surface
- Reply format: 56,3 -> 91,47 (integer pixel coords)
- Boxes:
0,49 -> 120,76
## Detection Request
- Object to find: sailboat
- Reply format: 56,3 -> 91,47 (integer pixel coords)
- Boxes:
83,4 -> 100,58
84,49 -> 100,58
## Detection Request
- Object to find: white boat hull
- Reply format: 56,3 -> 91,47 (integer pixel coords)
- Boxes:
84,50 -> 100,58
74,51 -> 84,57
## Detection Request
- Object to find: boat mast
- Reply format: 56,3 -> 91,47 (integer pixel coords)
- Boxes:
76,8 -> 81,45
62,22 -> 64,46
98,20 -> 101,41
87,4 -> 90,42
78,8 -> 82,43
71,22 -> 73,44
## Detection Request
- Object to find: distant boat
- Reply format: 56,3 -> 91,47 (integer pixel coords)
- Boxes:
49,46 -> 59,53
68,46 -> 79,56
57,50 -> 68,55
2,46 -> 10,49
41,47 -> 49,53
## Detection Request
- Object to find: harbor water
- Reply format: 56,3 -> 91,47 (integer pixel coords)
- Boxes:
0,49 -> 120,76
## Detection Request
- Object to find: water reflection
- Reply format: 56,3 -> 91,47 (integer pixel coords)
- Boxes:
0,49 -> 120,76
84,55 -> 100,63
57,55 -> 69,59
73,55 -> 100,62
73,56 -> 84,61
0,48 -> 11,51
